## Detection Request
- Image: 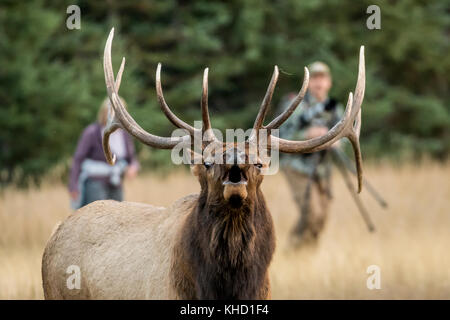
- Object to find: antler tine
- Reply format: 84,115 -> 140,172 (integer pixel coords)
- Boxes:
253,66 -> 279,131
112,58 -> 141,127
102,57 -> 126,165
201,67 -> 218,144
103,56 -> 156,163
248,66 -> 278,144
156,64 -> 197,135
115,57 -> 125,91
201,68 -> 213,133
102,28 -> 189,165
346,45 -> 365,192
102,108 -> 121,165
348,108 -> 363,192
352,46 -> 365,120
271,46 -> 365,192
264,67 -> 309,130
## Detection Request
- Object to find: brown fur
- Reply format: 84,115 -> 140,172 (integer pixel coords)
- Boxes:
171,184 -> 275,299
174,152 -> 276,299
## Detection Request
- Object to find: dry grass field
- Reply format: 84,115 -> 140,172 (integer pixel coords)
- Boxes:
0,162 -> 449,299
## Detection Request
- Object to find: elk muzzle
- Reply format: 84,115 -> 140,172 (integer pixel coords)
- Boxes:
223,165 -> 248,207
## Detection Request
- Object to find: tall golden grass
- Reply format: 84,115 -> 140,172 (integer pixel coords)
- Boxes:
0,162 -> 449,299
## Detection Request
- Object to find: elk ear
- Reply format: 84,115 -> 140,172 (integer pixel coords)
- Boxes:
190,164 -> 201,177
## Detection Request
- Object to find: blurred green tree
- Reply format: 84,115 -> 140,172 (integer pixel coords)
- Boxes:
0,0 -> 448,186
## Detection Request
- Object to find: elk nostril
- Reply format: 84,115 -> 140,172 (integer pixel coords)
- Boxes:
228,165 -> 241,183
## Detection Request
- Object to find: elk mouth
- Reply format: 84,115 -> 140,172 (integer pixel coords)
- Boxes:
223,165 -> 247,185
222,165 -> 248,207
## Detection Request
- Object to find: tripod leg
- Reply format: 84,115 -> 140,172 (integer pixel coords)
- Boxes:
336,161 -> 376,232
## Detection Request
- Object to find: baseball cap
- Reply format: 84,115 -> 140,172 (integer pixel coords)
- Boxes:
308,61 -> 330,76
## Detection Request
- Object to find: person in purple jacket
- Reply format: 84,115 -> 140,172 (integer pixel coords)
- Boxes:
68,97 -> 139,209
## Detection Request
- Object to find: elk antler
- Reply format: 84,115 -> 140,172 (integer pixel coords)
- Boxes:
252,66 -> 279,132
156,63 -> 198,135
103,28 -> 365,191
270,46 -> 365,192
248,66 -> 309,144
264,67 -> 309,130
202,67 -> 216,141
102,28 -> 192,165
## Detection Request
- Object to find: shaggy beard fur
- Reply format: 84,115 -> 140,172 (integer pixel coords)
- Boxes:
171,189 -> 276,299
172,191 -> 275,299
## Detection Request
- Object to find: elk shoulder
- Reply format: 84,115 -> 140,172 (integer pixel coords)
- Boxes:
42,194 -> 198,299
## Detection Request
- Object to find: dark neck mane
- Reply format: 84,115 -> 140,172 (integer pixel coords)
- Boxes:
172,189 -> 275,299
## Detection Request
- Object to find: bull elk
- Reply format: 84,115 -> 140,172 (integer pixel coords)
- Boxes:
42,28 -> 365,299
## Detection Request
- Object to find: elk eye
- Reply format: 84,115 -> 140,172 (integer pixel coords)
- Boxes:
204,162 -> 213,169
254,163 -> 263,169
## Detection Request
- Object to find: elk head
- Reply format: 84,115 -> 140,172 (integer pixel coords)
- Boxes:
102,28 -> 365,200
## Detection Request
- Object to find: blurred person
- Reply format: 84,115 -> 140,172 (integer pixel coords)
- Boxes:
69,97 -> 139,209
279,61 -> 343,247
